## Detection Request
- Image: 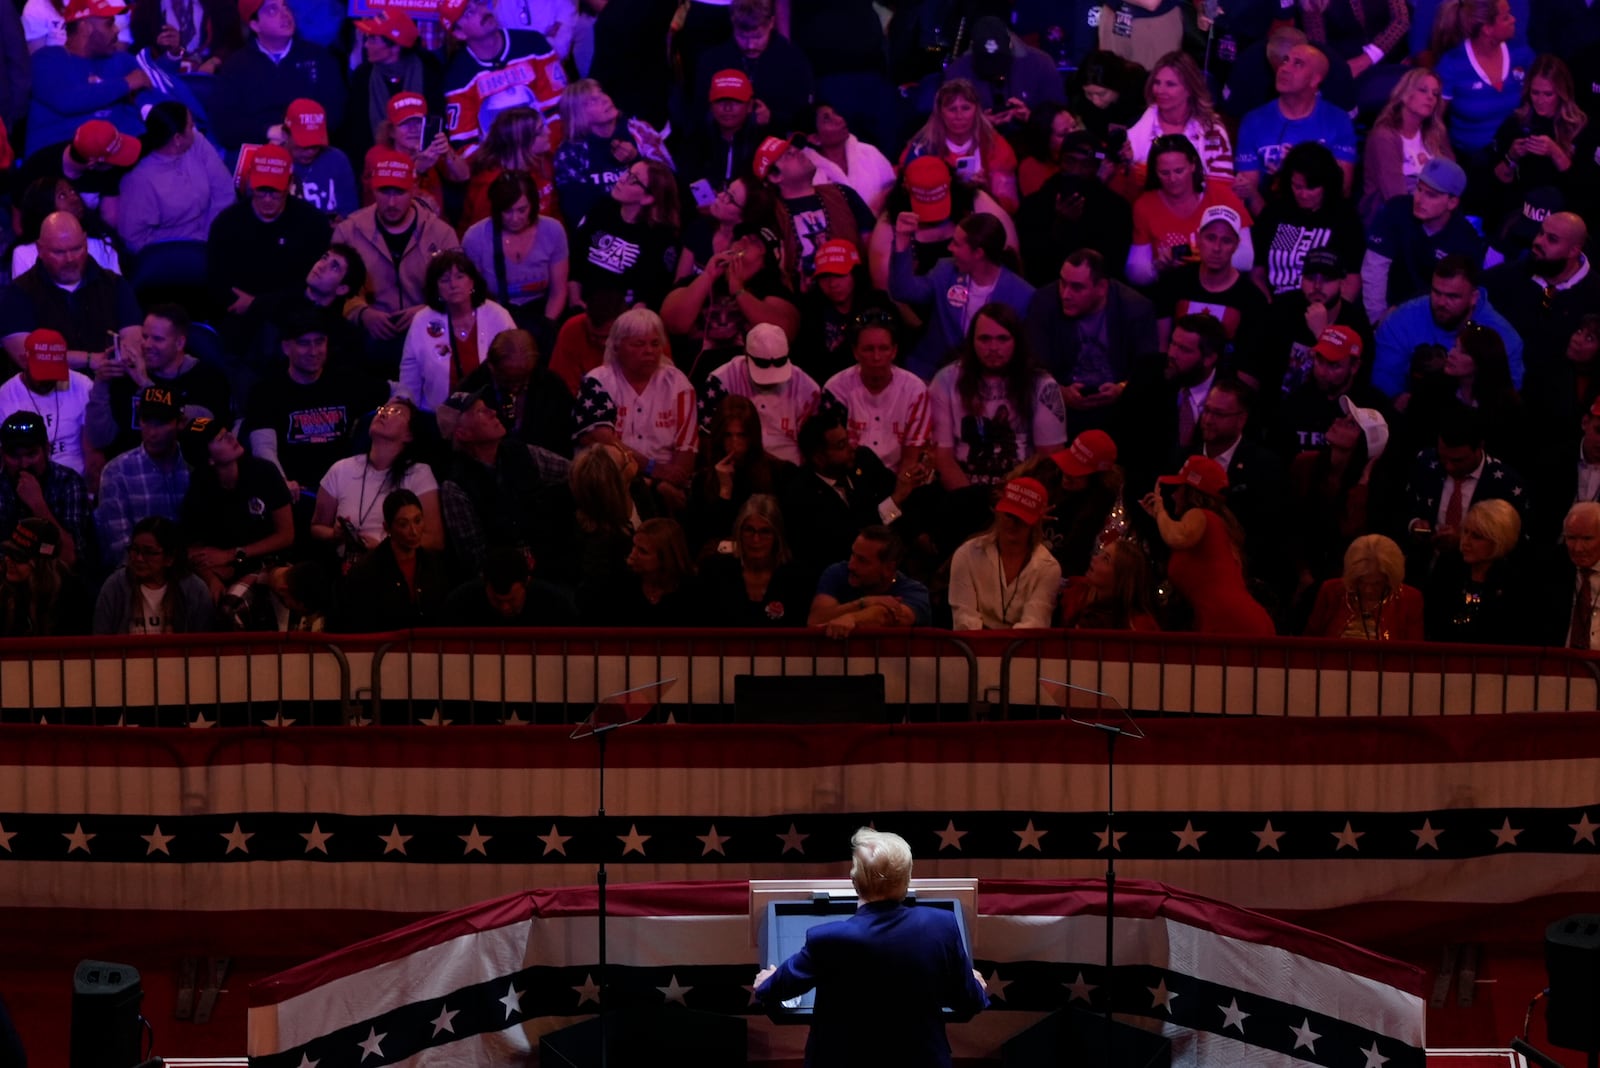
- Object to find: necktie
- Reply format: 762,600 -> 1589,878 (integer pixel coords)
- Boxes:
1176,392 -> 1196,447
1572,570 -> 1594,650
1443,478 -> 1463,530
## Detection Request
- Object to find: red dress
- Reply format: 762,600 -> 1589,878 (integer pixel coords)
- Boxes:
1166,510 -> 1276,636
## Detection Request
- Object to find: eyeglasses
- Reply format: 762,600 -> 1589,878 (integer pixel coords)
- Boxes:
616,170 -> 645,189
375,403 -> 409,417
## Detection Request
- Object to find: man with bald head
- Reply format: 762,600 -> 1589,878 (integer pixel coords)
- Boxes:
1232,43 -> 1357,216
0,212 -> 143,376
1485,212 -> 1600,428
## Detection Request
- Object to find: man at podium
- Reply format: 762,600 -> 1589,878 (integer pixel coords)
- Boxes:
753,828 -> 990,1068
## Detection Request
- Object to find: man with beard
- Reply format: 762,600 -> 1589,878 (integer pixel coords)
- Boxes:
441,0 -> 565,154
0,212 -> 142,374
1270,324 -> 1391,456
759,134 -> 874,287
1484,212 -> 1600,427
1372,256 -> 1523,399
1117,312 -> 1228,495
1243,248 -> 1371,414
87,304 -> 234,459
0,411 -> 92,572
24,0 -> 151,158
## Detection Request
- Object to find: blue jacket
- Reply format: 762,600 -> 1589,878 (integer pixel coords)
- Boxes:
756,899 -> 988,1068
1371,289 -> 1524,397
25,48 -> 146,157
889,246 -> 1036,380
211,37 -> 347,151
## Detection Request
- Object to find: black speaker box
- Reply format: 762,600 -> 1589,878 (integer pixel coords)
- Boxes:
1546,914 -> 1600,1053
733,673 -> 892,723
539,1006 -> 747,1067
1002,1007 -> 1172,1068
70,960 -> 142,1068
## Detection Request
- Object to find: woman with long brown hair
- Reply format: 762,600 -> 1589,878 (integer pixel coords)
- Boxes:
459,106 -> 559,231
1492,55 -> 1587,195
569,159 -> 682,309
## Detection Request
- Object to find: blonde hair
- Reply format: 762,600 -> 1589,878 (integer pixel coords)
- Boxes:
908,79 -> 1004,167
1373,69 -> 1454,162
1464,499 -> 1521,561
558,80 -> 610,141
849,827 -> 912,902
1342,534 -> 1405,595
1431,0 -> 1501,55
1145,52 -> 1220,133
571,446 -> 633,538
1513,56 -> 1588,154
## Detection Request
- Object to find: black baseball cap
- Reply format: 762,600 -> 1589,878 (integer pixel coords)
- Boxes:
0,411 -> 48,451
1301,248 -> 1344,279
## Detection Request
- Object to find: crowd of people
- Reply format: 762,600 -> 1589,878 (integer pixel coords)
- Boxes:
1,0 -> 1599,644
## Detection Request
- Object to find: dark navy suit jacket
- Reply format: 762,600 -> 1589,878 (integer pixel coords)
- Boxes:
755,898 -> 989,1068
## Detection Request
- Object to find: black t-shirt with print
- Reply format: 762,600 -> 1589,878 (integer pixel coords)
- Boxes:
180,456 -> 294,551
243,368 -> 388,490
573,198 -> 679,309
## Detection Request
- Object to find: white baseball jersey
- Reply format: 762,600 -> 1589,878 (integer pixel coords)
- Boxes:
821,365 -> 931,471
574,362 -> 698,462
700,356 -> 822,465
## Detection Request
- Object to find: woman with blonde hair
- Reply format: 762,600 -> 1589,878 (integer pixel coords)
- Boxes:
901,80 -> 1020,214
459,107 -> 559,232
697,494 -> 812,626
1361,68 -> 1455,220
1304,534 -> 1425,639
554,79 -> 669,224
1423,498 -> 1530,643
1119,52 -> 1234,191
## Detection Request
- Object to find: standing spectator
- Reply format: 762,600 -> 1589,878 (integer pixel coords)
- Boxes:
1433,0 -> 1533,171
25,0 -> 151,158
1361,68 -> 1455,222
890,211 -> 1034,379
696,494 -> 812,626
0,213 -> 144,374
799,103 -> 897,217
179,418 -> 294,595
398,250 -> 517,411
821,313 -> 931,473
569,158 -> 681,309
310,398 -> 442,552
948,476 -> 1062,629
1362,158 -> 1483,322
1373,256 -> 1523,398
1125,135 -> 1253,288
331,488 -> 449,631
0,330 -> 95,477
692,0 -> 815,135
92,516 -> 212,634
1119,52 -> 1235,190
902,79 -> 1021,215
1140,454 -> 1277,635
1250,142 -> 1365,297
441,0 -> 566,153
95,385 -> 190,565
0,411 -> 93,572
115,102 -> 233,290
345,9 -> 442,166
210,0 -> 346,152
805,525 -> 931,638
283,98 -> 357,218
86,304 -> 233,459
1233,44 -> 1358,215
462,170 -> 569,336
699,323 -> 821,465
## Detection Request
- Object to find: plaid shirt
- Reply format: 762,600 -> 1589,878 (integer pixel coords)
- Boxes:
0,463 -> 95,567
440,443 -> 570,575
96,446 -> 190,567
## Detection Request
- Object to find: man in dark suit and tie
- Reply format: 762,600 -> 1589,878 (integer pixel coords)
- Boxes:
1553,502 -> 1600,648
1116,312 -> 1228,498
753,828 -> 989,1068
1184,376 -> 1288,598
1402,406 -> 1528,581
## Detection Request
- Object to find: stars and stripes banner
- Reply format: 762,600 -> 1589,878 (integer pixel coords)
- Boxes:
244,879 -> 1428,1067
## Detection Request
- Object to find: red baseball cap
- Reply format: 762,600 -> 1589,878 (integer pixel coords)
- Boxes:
387,92 -> 428,127
354,8 -> 419,47
1159,454 -> 1230,497
437,0 -> 470,31
24,330 -> 69,383
1311,324 -> 1363,363
63,0 -> 125,20
812,239 -> 860,277
249,144 -> 293,191
238,0 -> 264,22
904,156 -> 953,224
995,477 -> 1049,527
1053,430 -> 1118,478
72,119 -> 141,168
284,98 -> 330,148
368,147 -> 416,190
753,135 -> 792,179
709,69 -> 753,103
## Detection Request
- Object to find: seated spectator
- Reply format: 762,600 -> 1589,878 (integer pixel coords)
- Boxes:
1153,205 -> 1268,358
443,544 -> 574,626
1246,250 -> 1373,409
86,304 -> 233,460
95,384 -> 189,566
1491,56 -> 1585,204
345,8 -> 441,165
0,518 -> 90,636
1250,141 -> 1364,297
799,102 -> 897,216
573,307 -> 698,510
210,0 -> 346,152
942,16 -> 1069,127
795,240 -> 898,383
1012,104 -> 1078,201
1126,135 -> 1253,288
244,243 -> 369,388
806,524 -> 932,639
440,0 -> 565,156
699,324 -> 820,465
1402,405 -> 1528,576
310,397 -> 442,554
92,515 -> 212,634
1422,497 -> 1529,642
1373,255 -> 1523,399
1013,130 -> 1135,287
1362,158 -> 1483,323
399,251 -> 517,412
569,158 -> 682,310
695,493 -> 811,626
115,102 -> 232,290
673,68 -> 768,199
0,411 -> 93,572
437,385 -> 571,576
460,106 -> 559,232
889,211 -> 1034,380
282,98 -> 358,219
331,488 -> 448,631
26,0 -> 151,159
660,222 -> 799,371
677,175 -> 771,282
1026,249 -> 1155,437
0,329 -> 95,477
1403,319 -> 1529,468
1432,0 -> 1533,171
0,212 -> 143,375
867,157 -> 1018,296
370,90 -> 469,213
948,477 -> 1062,629
332,150 -> 462,356
901,78 -> 1020,214
1118,51 -> 1235,192
691,0 -> 814,134
1555,501 -> 1600,649
15,119 -> 140,237
547,285 -> 623,395
1288,396 -> 1390,590
568,441 -> 654,602
553,79 -> 657,227
456,327 -> 574,458
178,418 -> 294,597
9,176 -> 121,279
461,170 -> 569,337
929,304 -> 1067,489
221,559 -> 332,631
1232,43 -> 1358,216
1068,51 -> 1148,143
128,0 -> 241,69
587,515 -> 699,625
684,394 -> 795,557
1058,539 -> 1161,630
1030,429 -> 1127,576
780,409 -> 910,584
1273,323 -> 1390,456
1360,68 -> 1455,222
1139,454 -> 1277,635
821,312 -> 930,473
1304,533 -> 1425,640
755,133 -> 875,288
